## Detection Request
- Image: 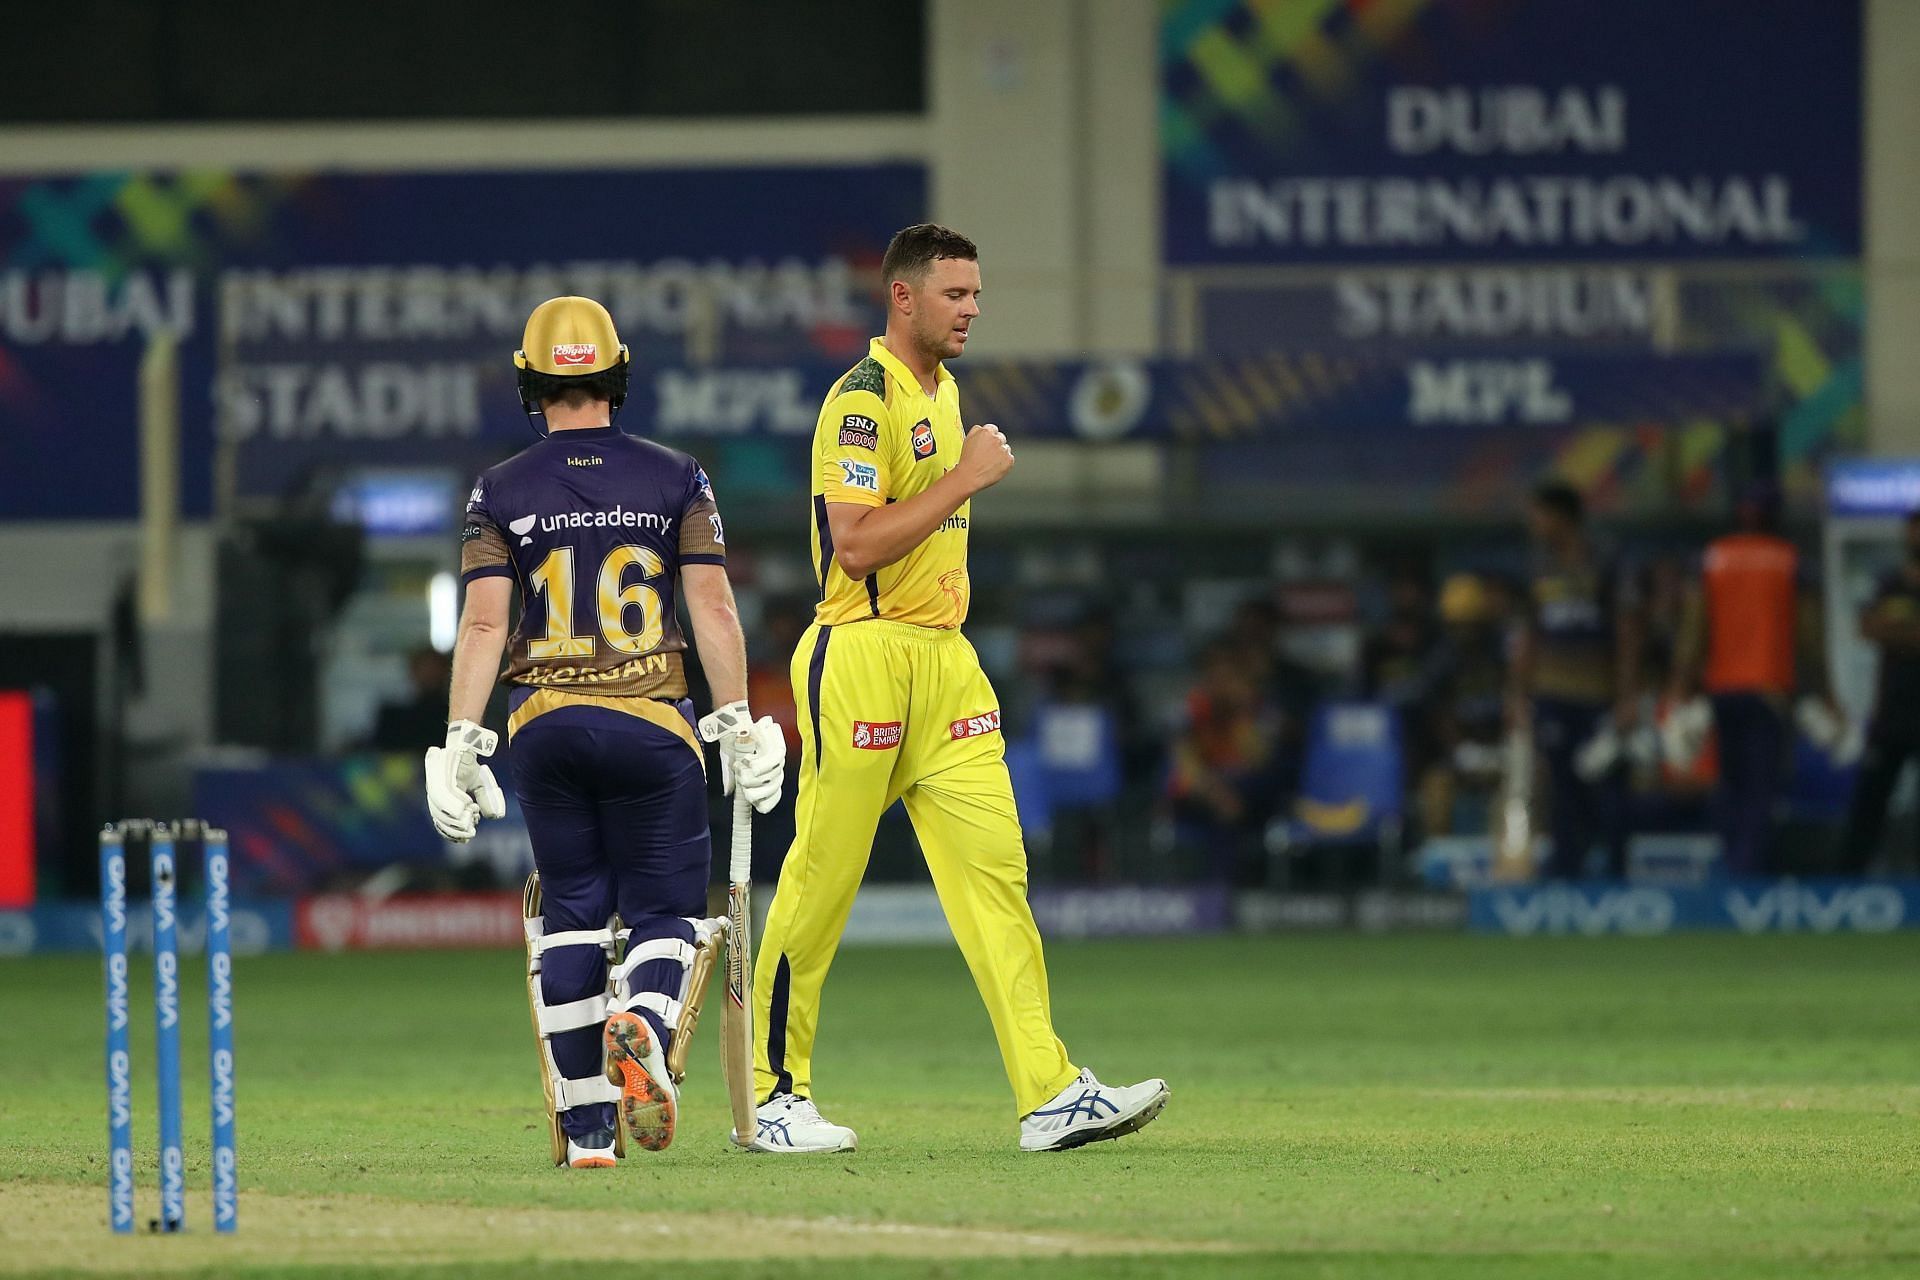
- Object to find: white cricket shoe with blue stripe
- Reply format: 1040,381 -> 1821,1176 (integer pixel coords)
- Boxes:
739,1092 -> 858,1153
1019,1068 -> 1169,1152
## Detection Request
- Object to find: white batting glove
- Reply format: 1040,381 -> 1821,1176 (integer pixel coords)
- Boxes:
425,720 -> 507,842
698,700 -> 788,814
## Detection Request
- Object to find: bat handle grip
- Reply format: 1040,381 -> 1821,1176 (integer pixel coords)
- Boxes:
729,787 -> 752,886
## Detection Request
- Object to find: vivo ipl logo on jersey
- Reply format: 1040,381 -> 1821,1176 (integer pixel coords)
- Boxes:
838,459 -> 880,493
852,720 -> 903,750
950,709 -> 1002,740
911,419 -> 936,460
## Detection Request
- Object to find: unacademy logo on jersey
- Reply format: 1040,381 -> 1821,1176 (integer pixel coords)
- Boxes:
508,514 -> 538,546
535,507 -> 673,535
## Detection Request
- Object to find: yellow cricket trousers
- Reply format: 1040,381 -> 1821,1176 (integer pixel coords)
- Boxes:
753,618 -> 1079,1117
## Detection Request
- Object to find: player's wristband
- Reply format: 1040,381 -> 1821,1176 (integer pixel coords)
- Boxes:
699,701 -> 753,743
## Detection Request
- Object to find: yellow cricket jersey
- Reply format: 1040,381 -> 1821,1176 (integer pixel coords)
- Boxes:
811,337 -> 971,629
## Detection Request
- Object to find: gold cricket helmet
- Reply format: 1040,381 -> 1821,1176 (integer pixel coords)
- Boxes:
513,296 -> 631,419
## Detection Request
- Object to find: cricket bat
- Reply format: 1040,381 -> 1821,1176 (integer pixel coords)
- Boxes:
1492,723 -> 1536,882
720,783 -> 757,1148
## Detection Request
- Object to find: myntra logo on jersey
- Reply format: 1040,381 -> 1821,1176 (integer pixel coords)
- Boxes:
532,507 -> 673,534
950,709 -> 1001,740
852,720 -> 903,750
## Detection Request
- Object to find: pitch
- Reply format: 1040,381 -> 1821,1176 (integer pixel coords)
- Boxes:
6,932 -> 1918,1278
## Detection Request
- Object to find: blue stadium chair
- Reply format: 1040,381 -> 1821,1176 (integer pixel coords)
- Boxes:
1265,700 -> 1406,886
1784,731 -> 1857,827
1004,737 -> 1054,847
1032,702 -> 1123,812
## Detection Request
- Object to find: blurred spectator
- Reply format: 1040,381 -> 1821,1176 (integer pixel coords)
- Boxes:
1638,555 -> 1692,693
1837,510 -> 1920,873
1227,596 -> 1321,788
1415,573 -> 1511,839
1509,482 -> 1641,879
1670,491 -> 1807,875
1362,569 -> 1439,708
1363,568 -> 1445,837
368,648 -> 451,752
1164,640 -> 1284,882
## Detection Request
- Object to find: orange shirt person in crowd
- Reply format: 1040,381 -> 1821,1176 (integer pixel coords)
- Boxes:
1672,490 -> 1825,877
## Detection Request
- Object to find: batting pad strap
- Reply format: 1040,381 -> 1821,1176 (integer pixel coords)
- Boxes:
536,994 -> 609,1035
611,937 -> 695,987
552,1074 -> 621,1109
626,992 -> 685,1027
536,927 -> 616,955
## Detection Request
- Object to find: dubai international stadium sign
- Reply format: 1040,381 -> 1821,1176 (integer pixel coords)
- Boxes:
1161,0 -> 1860,266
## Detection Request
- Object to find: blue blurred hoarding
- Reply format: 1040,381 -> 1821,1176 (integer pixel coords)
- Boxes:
0,164 -> 925,518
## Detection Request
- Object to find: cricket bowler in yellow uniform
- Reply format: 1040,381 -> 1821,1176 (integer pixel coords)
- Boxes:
746,224 -> 1169,1154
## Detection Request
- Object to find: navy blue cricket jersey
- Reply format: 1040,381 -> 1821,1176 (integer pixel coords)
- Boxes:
460,426 -> 726,703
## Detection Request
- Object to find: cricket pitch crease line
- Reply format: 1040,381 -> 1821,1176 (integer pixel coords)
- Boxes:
1415,1085 -> 1920,1114
7,1184 -> 1241,1272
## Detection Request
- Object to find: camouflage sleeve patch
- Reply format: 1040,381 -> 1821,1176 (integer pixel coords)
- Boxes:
840,356 -> 886,399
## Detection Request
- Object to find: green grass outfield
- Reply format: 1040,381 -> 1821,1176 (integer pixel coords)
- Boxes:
4,933 -> 1918,1278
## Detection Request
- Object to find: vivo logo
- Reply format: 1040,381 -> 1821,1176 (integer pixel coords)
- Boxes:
103,857 -> 126,932
106,952 -> 128,1032
213,1148 -> 238,1225
212,1048 -> 236,1127
109,1148 -> 134,1227
209,952 -> 233,1031
207,853 -> 230,932
108,1049 -> 132,1129
1724,883 -> 1905,934
155,950 -> 178,1030
152,856 -> 176,931
1491,887 -> 1675,936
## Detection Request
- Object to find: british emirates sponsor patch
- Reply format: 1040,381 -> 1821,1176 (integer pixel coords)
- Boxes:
852,720 -> 903,750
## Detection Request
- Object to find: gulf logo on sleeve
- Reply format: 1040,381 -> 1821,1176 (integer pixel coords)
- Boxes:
912,420 -> 936,460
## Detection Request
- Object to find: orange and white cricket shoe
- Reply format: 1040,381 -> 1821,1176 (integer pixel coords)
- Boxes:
603,1012 -> 677,1151
565,1125 -> 619,1169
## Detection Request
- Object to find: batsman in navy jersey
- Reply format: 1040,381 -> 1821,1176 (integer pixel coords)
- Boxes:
430,296 -> 786,1167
